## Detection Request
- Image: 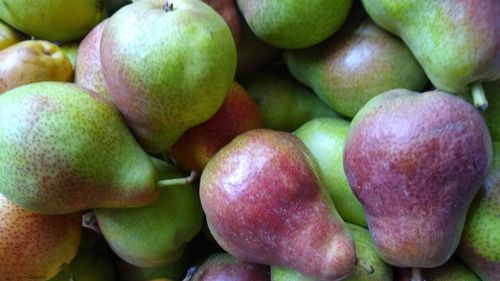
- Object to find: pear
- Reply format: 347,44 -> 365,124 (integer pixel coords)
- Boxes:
0,40 -> 73,94
284,17 -> 428,118
203,0 -> 242,43
272,223 -> 393,281
394,259 -> 480,281
236,0 -> 352,49
191,252 -> 270,281
456,142 -> 500,281
242,65 -> 339,132
170,82 -> 262,174
75,19 -> 109,99
361,0 -> 500,109
95,158 -> 203,267
0,82 -> 160,214
60,42 -> 80,69
116,245 -> 194,281
0,192 -> 82,281
236,19 -> 281,79
0,20 -> 21,50
200,129 -> 357,281
481,80 -> 500,142
0,0 -> 107,43
48,228 -> 115,281
100,0 -> 237,153
343,90 -> 492,274
294,117 -> 366,227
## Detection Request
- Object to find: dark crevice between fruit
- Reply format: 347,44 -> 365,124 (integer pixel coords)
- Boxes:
164,0 -> 174,12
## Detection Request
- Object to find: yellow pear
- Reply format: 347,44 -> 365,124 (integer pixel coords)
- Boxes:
0,40 -> 73,94
0,193 -> 82,281
0,20 -> 21,50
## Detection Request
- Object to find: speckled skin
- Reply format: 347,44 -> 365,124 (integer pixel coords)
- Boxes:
242,66 -> 339,132
235,19 -> 281,79
203,0 -> 242,44
200,129 -> 356,281
100,0 -> 237,153
271,223 -> 393,281
0,82 -> 157,214
0,40 -> 73,94
0,20 -> 21,51
343,89 -> 492,268
95,158 -> 204,268
191,252 -> 270,281
395,259 -> 480,281
0,0 -> 107,43
284,17 -> 428,118
75,19 -> 109,99
0,193 -> 82,281
457,142 -> 500,281
361,0 -> 500,94
170,82 -> 262,174
236,0 -> 352,49
294,118 -> 367,228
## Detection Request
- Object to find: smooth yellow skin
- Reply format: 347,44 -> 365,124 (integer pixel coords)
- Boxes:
0,40 -> 73,94
0,20 -> 21,50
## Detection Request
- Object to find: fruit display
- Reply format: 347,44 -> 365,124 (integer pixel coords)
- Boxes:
0,1 -> 498,281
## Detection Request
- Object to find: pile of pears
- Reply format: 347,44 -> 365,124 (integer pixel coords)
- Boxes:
0,0 -> 499,281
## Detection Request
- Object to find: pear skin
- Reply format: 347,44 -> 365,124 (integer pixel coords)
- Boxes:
457,142 -> 500,281
0,193 -> 82,281
243,65 -> 339,132
0,0 -> 108,43
284,17 -> 428,118
191,252 -> 270,281
200,129 -> 356,281
395,259 -> 480,281
203,0 -> 241,43
0,82 -> 158,214
361,0 -> 500,108
294,117 -> 367,227
60,42 -> 80,69
170,82 -> 262,174
0,40 -> 73,94
0,20 -> 21,50
481,80 -> 500,142
272,223 -> 393,281
344,89 -> 492,268
75,19 -> 109,99
95,158 -> 204,267
100,0 -> 237,153
236,0 -> 353,49
48,228 -> 115,281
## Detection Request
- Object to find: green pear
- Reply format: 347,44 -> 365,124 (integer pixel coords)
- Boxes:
481,80 -> 500,142
242,65 -> 339,132
395,259 -> 480,281
0,192 -> 82,281
0,20 -> 21,50
271,223 -> 393,281
100,0 -> 237,153
361,0 -> 500,109
116,247 -> 194,281
284,16 -> 428,118
60,41 -> 80,69
0,82 -> 159,214
456,142 -> 500,281
95,158 -> 204,267
236,0 -> 352,49
0,0 -> 107,43
0,40 -> 73,94
294,117 -> 366,227
49,228 -> 115,281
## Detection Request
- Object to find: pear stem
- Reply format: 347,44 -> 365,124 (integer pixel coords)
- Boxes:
182,266 -> 198,281
358,260 -> 375,274
411,267 -> 425,281
63,264 -> 76,281
157,170 -> 198,188
472,81 -> 488,111
163,0 -> 173,12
